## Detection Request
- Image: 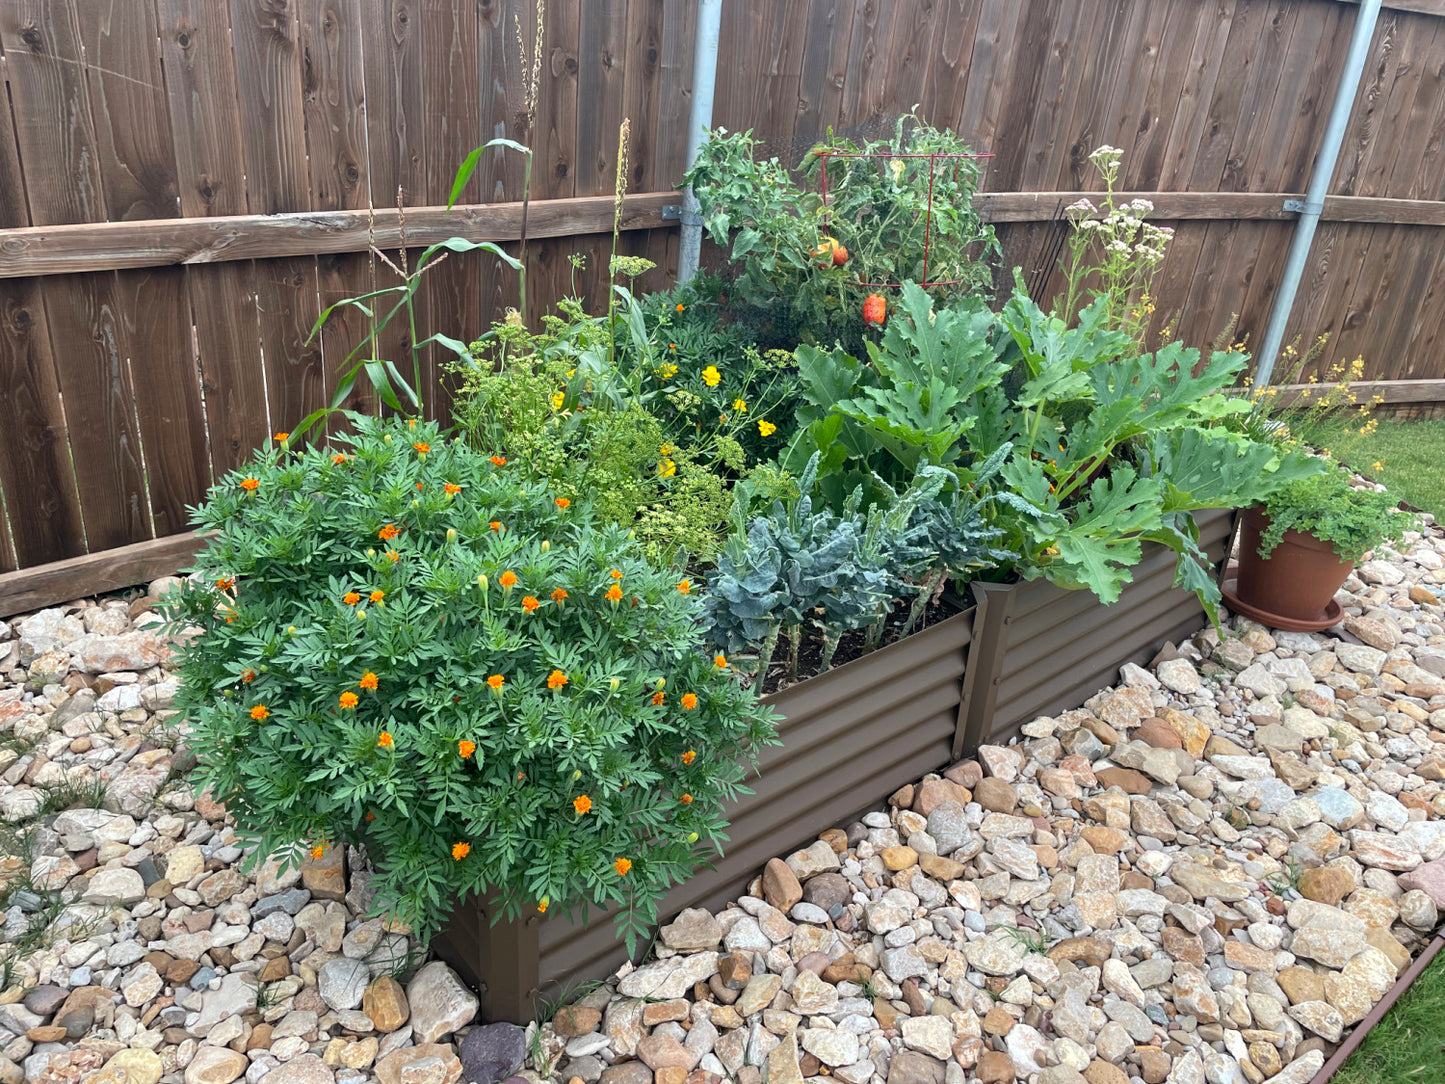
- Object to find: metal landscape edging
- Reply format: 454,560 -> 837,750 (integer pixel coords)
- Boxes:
1308,927 -> 1445,1084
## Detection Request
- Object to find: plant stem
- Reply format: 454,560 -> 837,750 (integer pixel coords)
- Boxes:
518,152 -> 533,327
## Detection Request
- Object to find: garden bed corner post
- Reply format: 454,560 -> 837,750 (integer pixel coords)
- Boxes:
952,582 -> 1016,759
431,900 -> 542,1024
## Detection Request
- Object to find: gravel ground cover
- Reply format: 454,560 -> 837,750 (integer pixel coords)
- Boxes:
4,522 -> 1445,1084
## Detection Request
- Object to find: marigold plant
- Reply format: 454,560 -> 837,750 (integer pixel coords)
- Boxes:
162,415 -> 777,951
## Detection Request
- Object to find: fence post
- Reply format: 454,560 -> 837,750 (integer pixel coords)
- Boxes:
432,899 -> 542,1024
952,582 -> 1016,760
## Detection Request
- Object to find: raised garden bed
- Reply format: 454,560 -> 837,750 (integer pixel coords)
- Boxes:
432,510 -> 1234,1022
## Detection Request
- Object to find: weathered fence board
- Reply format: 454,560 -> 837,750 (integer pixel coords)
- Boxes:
0,0 -> 1442,581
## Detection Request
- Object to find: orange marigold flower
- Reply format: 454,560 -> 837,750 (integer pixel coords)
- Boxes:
522,595 -> 540,612
490,521 -> 503,532
359,671 -> 378,690
681,749 -> 696,765
250,705 -> 270,720
547,670 -> 568,689
676,303 -> 685,312
444,483 -> 461,495
275,432 -> 289,442
332,453 -> 347,465
240,477 -> 259,492
499,570 -> 518,588
555,497 -> 570,509
487,674 -> 505,690
615,857 -> 632,876
605,584 -> 623,602
216,576 -> 235,591
676,579 -> 691,594
364,811 -> 376,822
413,442 -> 431,454
610,568 -> 623,579
681,693 -> 698,710
452,841 -> 470,860
573,795 -> 592,815
378,524 -> 400,541
537,898 -> 550,914
386,549 -> 400,563
652,691 -> 665,706
241,669 -> 256,683
458,740 -> 476,759
680,794 -> 693,804
369,589 -> 385,603
714,654 -> 728,669
551,587 -> 568,603
339,691 -> 359,709
311,843 -> 326,859
377,732 -> 393,748
415,482 -> 424,491
343,591 -> 361,605
490,455 -> 507,467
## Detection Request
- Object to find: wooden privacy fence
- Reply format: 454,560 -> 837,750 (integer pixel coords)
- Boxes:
2,0 -> 1445,593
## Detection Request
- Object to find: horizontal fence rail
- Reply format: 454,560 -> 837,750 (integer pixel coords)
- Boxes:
1,0 -> 1443,587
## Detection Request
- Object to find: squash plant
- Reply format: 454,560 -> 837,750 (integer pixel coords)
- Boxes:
786,281 -> 1323,622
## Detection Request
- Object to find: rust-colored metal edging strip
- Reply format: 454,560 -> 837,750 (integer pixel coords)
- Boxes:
1309,928 -> 1445,1084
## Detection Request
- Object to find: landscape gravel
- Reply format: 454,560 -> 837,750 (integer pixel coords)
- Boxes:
2,523 -> 1445,1084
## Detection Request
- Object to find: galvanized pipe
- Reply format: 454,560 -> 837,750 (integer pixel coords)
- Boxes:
677,0 -> 723,283
1254,0 -> 1382,386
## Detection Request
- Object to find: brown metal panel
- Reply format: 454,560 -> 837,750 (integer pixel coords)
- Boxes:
530,607 -> 976,998
955,581 -> 1017,759
987,509 -> 1234,743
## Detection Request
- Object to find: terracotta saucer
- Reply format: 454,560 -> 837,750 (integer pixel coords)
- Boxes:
1220,575 -> 1343,633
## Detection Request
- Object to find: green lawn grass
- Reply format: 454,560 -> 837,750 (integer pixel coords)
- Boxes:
1334,948 -> 1445,1084
1305,415 -> 1445,521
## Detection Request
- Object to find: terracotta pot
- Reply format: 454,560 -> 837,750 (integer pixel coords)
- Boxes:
1233,506 -> 1353,621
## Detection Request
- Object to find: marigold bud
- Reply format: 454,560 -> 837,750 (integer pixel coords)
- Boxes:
541,540 -> 550,552
572,769 -> 582,781
477,575 -> 488,591
655,677 -> 666,690
366,548 -> 375,557
609,677 -> 620,691
687,832 -> 699,844
357,609 -> 367,620
383,435 -> 392,444
446,528 -> 457,543
287,626 -> 297,636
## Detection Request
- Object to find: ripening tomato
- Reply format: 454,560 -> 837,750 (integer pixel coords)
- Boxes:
810,235 -> 842,268
863,293 -> 887,326
832,245 -> 848,266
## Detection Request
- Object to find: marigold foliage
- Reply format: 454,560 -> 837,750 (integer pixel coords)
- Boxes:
162,415 -> 777,951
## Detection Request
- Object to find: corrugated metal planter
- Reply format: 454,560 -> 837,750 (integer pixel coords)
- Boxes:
964,507 -> 1236,749
426,509 -> 1235,1022
432,599 -> 980,1022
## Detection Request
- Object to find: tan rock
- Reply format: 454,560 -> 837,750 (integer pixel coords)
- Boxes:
301,845 -> 347,901
552,1005 -> 602,1037
976,1049 -> 1015,1084
362,976 -> 409,1033
973,777 -> 1017,813
761,858 -> 802,911
373,1046 -> 462,1084
880,846 -> 918,872
913,778 -> 971,816
1277,966 -> 1326,1006
1297,867 -> 1355,907
1083,1061 -> 1130,1084
918,854 -> 965,881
